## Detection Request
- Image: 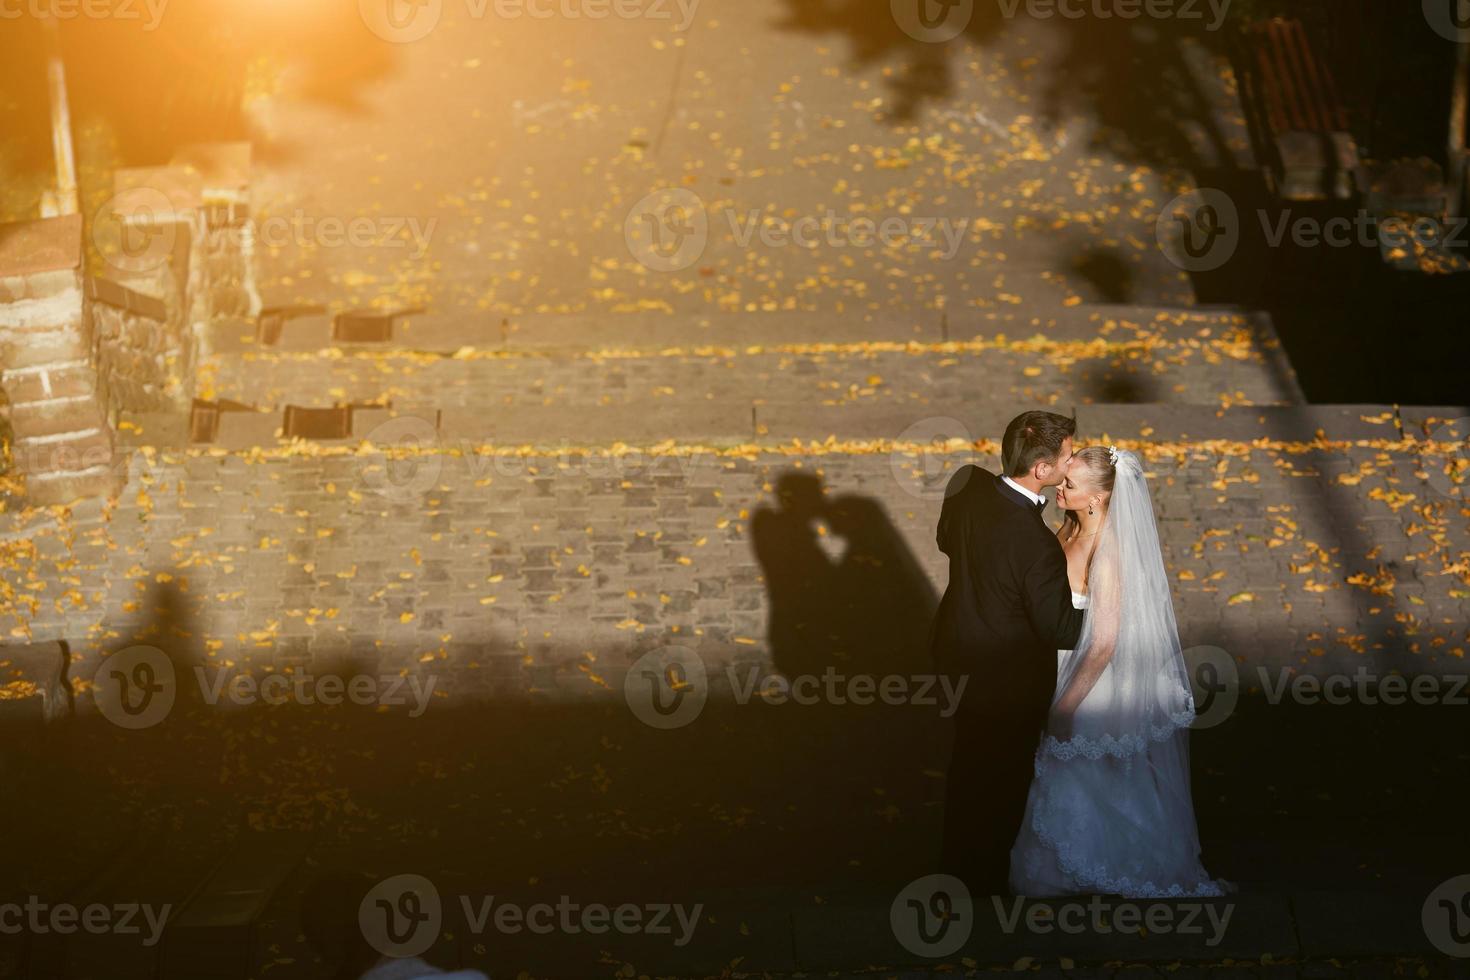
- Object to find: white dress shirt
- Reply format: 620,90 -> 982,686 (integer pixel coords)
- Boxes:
1001,475 -> 1048,508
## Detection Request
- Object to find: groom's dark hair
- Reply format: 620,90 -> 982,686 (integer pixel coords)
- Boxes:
1002,411 -> 1076,478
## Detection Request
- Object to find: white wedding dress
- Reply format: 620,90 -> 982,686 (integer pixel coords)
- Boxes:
1010,453 -> 1224,899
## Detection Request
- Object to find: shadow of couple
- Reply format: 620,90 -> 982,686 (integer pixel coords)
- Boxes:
752,471 -> 938,681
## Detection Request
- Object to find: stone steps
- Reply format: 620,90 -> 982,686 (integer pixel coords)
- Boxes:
157,398 -> 1425,456
211,304 -> 1285,353
194,306 -> 1303,442
0,217 -> 125,504
3,395 -> 109,441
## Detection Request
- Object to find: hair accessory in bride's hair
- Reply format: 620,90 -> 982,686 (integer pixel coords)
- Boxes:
1107,444 -> 1120,466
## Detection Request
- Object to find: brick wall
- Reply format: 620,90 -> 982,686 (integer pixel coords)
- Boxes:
104,166 -> 208,409
0,144 -> 257,505
174,142 -> 259,326
86,275 -> 175,413
0,214 -> 118,503
201,203 -> 258,322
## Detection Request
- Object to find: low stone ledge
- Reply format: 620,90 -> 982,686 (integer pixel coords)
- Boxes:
0,213 -> 83,280
86,275 -> 168,321
0,362 -> 98,404
111,165 -> 205,215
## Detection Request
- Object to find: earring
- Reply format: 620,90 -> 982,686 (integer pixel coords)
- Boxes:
1088,504 -> 1094,515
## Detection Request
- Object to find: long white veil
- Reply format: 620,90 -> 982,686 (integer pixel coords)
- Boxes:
1049,448 -> 1195,753
1027,448 -> 1223,897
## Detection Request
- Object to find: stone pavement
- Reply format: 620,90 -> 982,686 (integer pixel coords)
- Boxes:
2,399 -> 1467,698
241,0 -> 1251,320
3,342 -> 1466,978
2,2 -> 1467,976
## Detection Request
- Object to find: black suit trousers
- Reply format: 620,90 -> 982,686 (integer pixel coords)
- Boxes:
939,693 -> 1052,897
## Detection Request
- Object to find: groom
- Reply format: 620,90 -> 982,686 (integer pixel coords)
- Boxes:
931,410 -> 1087,896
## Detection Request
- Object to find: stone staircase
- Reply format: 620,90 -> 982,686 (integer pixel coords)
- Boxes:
187,304 -> 1304,451
0,215 -> 118,504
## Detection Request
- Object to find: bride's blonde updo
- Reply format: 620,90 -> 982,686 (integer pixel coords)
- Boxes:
1071,446 -> 1117,500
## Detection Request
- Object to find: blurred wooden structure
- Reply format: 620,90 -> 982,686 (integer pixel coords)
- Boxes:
1240,17 -> 1361,201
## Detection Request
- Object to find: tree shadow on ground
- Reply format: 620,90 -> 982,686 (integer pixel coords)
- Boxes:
774,0 -> 1238,177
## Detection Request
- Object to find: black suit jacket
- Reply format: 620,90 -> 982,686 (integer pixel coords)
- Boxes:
929,466 -> 1086,713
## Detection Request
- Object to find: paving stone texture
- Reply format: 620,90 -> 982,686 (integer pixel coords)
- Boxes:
2,3 -> 1469,978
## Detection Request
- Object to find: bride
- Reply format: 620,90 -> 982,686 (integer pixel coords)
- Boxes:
1010,446 -> 1225,898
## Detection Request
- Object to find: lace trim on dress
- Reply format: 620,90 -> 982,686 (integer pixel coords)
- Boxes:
1031,810 -> 1227,898
1027,741 -> 1228,898
1039,697 -> 1198,763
